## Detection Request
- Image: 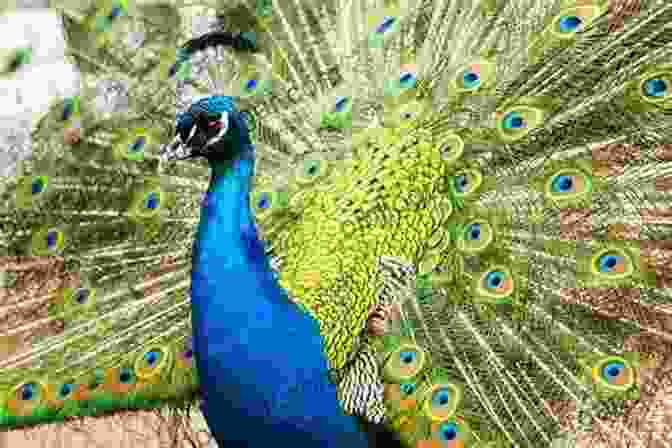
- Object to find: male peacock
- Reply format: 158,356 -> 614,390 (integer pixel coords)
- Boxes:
1,1 -> 672,448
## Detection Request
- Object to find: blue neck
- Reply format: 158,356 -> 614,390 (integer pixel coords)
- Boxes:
189,145 -> 369,447
193,146 -> 269,277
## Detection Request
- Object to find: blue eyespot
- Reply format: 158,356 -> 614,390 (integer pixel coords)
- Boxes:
502,111 -> 525,129
438,422 -> 458,441
20,383 -> 36,401
258,193 -> 271,210
551,175 -> 573,193
74,288 -> 90,305
119,368 -> 134,384
400,382 -> 416,396
399,71 -> 416,88
145,192 -> 160,210
558,15 -> 582,33
485,271 -> 505,289
145,350 -> 161,367
129,136 -> 146,153
109,4 -> 124,20
376,17 -> 397,34
58,383 -> 74,399
455,175 -> 468,193
31,178 -> 45,195
334,97 -> 350,113
62,98 -> 75,121
462,71 -> 480,89
597,253 -> 624,273
245,79 -> 258,91
431,388 -> 451,407
46,230 -> 58,249
399,350 -> 416,365
643,78 -> 667,98
466,223 -> 481,240
603,361 -> 624,380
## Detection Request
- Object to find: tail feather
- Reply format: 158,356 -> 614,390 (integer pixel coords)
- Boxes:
1,1 -> 672,447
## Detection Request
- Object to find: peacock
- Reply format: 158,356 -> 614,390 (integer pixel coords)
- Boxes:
1,0 -> 671,447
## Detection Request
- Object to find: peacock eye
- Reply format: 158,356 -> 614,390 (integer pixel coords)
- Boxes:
0,46 -> 32,76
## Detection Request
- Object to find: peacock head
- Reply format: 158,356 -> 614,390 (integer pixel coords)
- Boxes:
160,95 -> 252,164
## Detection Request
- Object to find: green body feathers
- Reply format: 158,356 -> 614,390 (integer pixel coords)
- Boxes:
1,1 -> 672,447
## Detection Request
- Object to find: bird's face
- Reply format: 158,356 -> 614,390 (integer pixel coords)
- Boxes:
160,96 -> 248,163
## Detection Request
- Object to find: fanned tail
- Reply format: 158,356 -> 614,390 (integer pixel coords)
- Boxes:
1,1 -> 671,448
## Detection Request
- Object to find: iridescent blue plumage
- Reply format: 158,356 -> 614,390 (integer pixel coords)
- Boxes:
180,96 -> 370,447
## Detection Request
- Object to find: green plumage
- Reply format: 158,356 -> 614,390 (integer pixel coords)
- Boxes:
1,0 -> 671,447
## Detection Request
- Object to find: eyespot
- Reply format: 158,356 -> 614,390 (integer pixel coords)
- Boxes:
382,99 -> 429,128
557,15 -> 583,33
119,368 -> 134,384
385,63 -> 418,97
74,288 -> 90,304
591,356 -> 636,392
135,346 -> 172,380
7,380 -> 46,416
334,96 -> 350,113
453,61 -> 495,93
60,97 -> 80,123
383,380 -> 424,412
438,134 -> 464,164
32,227 -> 66,256
16,382 -> 42,402
115,129 -> 154,161
131,187 -> 164,219
400,382 -> 417,397
130,135 -> 146,152
496,106 -> 545,142
144,191 -> 161,211
423,382 -> 463,421
550,6 -> 601,39
638,71 -> 671,105
55,380 -> 76,401
295,158 -> 330,185
545,169 -> 592,204
236,66 -> 272,99
64,286 -> 96,311
591,249 -> 633,279
16,176 -> 51,209
398,100 -> 425,124
457,220 -> 493,254
643,78 -> 668,98
452,169 -> 482,197
93,1 -> 128,33
426,418 -> 472,445
252,190 -> 290,219
368,14 -> 402,48
0,47 -> 32,76
477,267 -> 514,303
383,343 -> 428,382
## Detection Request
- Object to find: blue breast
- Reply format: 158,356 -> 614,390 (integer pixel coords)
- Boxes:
189,142 -> 369,447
